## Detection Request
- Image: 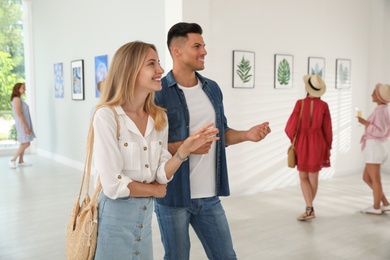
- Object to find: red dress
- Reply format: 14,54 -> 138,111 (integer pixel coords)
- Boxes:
285,97 -> 333,172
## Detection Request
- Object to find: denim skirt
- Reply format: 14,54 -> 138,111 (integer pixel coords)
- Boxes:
94,193 -> 153,260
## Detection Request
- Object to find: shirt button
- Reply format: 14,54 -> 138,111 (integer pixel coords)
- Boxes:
145,164 -> 149,168
159,141 -> 162,145
133,251 -> 140,255
143,206 -> 147,210
138,224 -> 143,229
117,175 -> 122,179
135,237 -> 141,242
143,146 -> 147,151
143,180 -> 147,183
124,143 -> 128,147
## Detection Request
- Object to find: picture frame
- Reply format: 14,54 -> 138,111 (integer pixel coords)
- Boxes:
54,62 -> 64,98
71,59 -> 85,100
94,55 -> 108,98
232,50 -> 255,88
335,59 -> 351,89
274,54 -> 293,89
308,57 -> 325,78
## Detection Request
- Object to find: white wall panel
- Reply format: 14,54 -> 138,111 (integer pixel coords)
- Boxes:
25,0 -> 390,193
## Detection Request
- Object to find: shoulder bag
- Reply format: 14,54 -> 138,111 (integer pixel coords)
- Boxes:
66,106 -> 120,260
287,100 -> 304,168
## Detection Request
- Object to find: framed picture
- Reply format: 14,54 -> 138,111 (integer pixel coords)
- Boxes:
308,57 -> 325,78
274,54 -> 293,89
54,62 -> 64,98
232,50 -> 255,88
94,55 -> 108,98
71,60 -> 85,100
335,59 -> 351,89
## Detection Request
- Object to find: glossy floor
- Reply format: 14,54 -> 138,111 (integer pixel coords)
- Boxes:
0,155 -> 389,259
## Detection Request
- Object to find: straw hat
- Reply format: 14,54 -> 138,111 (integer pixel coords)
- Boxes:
375,83 -> 390,103
303,75 -> 326,97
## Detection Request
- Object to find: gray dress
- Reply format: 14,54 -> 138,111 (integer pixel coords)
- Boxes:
11,98 -> 36,143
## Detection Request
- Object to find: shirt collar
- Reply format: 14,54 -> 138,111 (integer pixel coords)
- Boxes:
166,70 -> 207,88
115,105 -> 154,137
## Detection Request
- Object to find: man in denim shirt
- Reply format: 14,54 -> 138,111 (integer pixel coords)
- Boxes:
154,22 -> 271,260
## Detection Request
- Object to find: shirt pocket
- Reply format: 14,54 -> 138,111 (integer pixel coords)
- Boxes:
149,140 -> 163,171
119,140 -> 141,170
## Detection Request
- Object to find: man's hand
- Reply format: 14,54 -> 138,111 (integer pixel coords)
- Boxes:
151,181 -> 167,198
192,142 -> 212,154
245,122 -> 271,142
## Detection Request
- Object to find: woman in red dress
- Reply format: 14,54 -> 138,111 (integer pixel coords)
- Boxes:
285,75 -> 333,221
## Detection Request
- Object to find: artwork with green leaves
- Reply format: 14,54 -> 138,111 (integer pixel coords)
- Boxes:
336,59 -> 351,89
274,54 -> 293,89
308,57 -> 325,78
233,50 -> 255,88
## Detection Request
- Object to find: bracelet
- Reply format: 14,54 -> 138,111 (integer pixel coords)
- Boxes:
175,150 -> 188,162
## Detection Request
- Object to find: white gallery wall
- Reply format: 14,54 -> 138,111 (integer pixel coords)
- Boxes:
25,0 -> 390,195
183,0 -> 390,194
26,0 -> 169,168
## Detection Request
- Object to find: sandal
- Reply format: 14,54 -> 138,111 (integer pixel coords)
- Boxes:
297,206 -> 315,221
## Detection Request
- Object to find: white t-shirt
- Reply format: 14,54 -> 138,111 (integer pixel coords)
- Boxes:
178,80 -> 217,198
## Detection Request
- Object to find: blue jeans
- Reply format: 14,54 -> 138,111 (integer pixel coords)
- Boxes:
154,196 -> 237,260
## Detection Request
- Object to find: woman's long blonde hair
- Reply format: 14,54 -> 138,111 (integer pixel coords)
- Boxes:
98,41 -> 166,130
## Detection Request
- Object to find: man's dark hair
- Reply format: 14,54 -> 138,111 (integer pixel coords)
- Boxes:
167,22 -> 203,50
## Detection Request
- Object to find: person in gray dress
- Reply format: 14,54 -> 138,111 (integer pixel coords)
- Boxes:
9,82 -> 36,168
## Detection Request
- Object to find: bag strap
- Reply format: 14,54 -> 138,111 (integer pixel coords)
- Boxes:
77,105 -> 120,201
292,100 -> 304,146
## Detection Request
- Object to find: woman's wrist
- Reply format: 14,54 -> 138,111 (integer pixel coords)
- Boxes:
176,147 -> 190,162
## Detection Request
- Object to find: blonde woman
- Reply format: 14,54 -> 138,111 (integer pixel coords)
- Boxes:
358,83 -> 390,215
93,41 -> 219,259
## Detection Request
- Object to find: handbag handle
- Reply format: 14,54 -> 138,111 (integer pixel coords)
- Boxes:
292,100 -> 304,147
77,105 -> 120,202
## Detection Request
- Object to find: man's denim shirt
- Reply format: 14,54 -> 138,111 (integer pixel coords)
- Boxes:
154,71 -> 231,207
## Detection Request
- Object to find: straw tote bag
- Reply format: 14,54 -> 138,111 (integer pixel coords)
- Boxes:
287,100 -> 303,168
66,106 -> 119,260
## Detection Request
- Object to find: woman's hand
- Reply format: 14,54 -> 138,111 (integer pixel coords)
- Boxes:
179,123 -> 220,157
24,126 -> 31,136
163,123 -> 219,180
357,117 -> 368,127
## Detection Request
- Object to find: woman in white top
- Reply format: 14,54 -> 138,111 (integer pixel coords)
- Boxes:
93,41 -> 219,260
